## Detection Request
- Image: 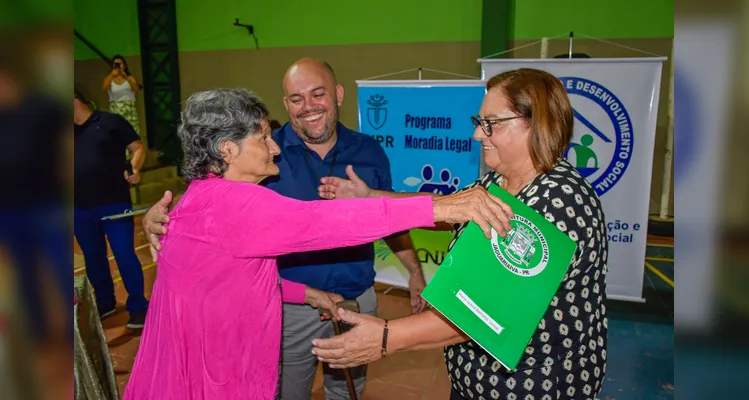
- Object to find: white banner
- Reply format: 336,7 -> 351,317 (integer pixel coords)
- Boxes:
478,58 -> 666,302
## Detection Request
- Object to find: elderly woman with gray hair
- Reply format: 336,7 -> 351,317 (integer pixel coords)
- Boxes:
122,88 -> 513,399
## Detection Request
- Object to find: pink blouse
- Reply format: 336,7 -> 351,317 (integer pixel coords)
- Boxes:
123,175 -> 435,399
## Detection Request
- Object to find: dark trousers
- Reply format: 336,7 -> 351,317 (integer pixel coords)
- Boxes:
74,202 -> 148,314
0,204 -> 71,341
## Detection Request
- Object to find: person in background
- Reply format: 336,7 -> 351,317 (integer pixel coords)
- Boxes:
0,55 -> 70,345
124,88 -> 513,399
74,89 -> 149,329
313,68 -> 609,400
102,55 -> 142,143
143,58 -> 430,400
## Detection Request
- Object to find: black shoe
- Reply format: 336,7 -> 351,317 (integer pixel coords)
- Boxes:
126,312 -> 146,329
98,304 -> 117,320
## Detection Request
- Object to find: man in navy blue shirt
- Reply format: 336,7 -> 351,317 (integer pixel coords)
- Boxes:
144,58 -> 426,399
270,58 -> 427,399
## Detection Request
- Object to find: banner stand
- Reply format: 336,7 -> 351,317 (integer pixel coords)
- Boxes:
478,57 -> 666,302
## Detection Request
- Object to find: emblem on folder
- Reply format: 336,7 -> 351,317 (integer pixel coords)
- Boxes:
491,216 -> 550,277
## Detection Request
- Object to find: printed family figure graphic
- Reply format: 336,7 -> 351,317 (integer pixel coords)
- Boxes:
403,165 -> 461,195
567,134 -> 600,178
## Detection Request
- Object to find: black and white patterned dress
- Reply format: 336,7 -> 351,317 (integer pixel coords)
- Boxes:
444,158 -> 608,400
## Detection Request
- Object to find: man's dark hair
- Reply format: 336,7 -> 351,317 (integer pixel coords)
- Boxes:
74,88 -> 88,104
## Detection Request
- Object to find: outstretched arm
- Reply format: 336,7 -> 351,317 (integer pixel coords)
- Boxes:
218,180 -> 513,258
216,183 -> 436,259
145,178 -> 512,261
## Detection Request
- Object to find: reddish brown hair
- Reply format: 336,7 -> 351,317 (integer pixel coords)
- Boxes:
486,68 -> 573,173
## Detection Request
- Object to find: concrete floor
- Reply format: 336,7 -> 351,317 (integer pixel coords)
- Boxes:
74,216 -> 675,399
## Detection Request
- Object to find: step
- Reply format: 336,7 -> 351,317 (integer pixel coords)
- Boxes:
138,165 -> 178,185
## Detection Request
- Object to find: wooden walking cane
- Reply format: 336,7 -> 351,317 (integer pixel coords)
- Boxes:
319,300 -> 360,400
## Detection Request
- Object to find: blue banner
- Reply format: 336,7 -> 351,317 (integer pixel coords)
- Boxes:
357,84 -> 485,195
356,82 -> 486,288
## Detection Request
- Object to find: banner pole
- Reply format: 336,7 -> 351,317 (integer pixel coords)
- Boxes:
568,32 -> 574,58
540,37 -> 549,58
659,42 -> 675,219
418,67 -> 422,80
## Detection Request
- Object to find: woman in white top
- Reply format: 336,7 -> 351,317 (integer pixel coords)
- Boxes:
102,55 -> 142,141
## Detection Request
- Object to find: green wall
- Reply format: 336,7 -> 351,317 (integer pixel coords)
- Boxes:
74,0 -> 139,59
512,0 -> 674,39
177,0 -> 481,52
74,0 -> 481,60
74,0 -> 673,60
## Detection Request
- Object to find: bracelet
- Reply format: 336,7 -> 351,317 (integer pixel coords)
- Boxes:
381,319 -> 389,358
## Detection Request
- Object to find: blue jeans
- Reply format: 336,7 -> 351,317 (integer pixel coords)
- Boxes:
74,202 -> 148,314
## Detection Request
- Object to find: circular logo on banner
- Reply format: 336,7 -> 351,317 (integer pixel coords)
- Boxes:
560,77 -> 634,197
491,216 -> 549,277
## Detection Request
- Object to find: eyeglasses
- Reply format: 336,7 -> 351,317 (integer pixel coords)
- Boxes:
471,115 -> 524,136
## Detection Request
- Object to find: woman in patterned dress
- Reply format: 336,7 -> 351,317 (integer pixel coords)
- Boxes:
312,68 -> 609,400
102,55 -> 142,142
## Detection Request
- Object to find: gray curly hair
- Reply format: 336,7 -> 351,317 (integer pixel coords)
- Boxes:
177,88 -> 269,182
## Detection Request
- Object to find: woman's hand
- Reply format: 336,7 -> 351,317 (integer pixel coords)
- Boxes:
318,165 -> 371,200
433,186 -> 514,238
312,308 -> 385,368
304,288 -> 345,321
125,170 -> 141,184
142,191 -> 173,261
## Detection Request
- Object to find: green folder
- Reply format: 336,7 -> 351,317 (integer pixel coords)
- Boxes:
422,183 -> 577,370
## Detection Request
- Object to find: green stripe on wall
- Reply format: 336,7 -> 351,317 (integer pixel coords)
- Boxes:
73,0 -> 673,60
74,0 -> 482,60
176,0 -> 482,52
513,0 -> 674,39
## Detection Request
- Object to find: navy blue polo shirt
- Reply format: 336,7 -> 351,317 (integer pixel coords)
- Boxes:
263,122 -> 393,299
